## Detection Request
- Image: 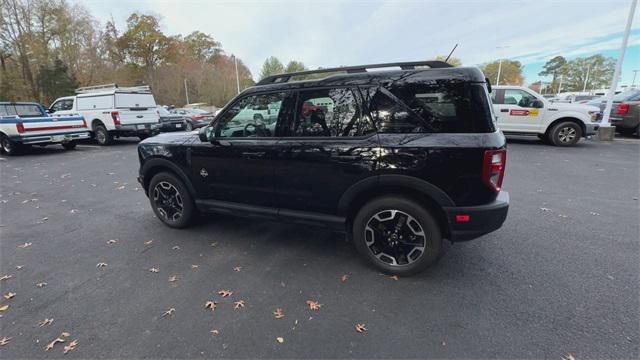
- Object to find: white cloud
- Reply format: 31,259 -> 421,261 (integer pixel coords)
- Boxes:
75,0 -> 639,80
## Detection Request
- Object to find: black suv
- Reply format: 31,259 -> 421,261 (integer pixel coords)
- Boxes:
137,61 -> 509,275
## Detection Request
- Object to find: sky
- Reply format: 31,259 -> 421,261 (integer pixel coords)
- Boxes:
74,0 -> 639,86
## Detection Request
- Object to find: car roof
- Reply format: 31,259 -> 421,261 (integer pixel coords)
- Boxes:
0,101 -> 42,106
242,67 -> 486,96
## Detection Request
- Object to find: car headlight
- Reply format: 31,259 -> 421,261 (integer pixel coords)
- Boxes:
588,111 -> 600,122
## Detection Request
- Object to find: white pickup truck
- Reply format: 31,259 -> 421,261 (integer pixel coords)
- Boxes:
491,85 -> 601,146
0,102 -> 90,155
49,84 -> 160,145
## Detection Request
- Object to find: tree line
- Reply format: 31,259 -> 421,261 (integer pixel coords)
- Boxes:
0,0 -> 254,106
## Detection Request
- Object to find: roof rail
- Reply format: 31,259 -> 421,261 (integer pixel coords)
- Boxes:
75,84 -> 151,94
257,60 -> 453,86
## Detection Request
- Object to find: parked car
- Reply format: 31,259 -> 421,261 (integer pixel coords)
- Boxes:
157,106 -> 188,132
49,84 -> 160,145
0,101 -> 90,155
600,89 -> 640,138
137,61 -> 509,276
491,85 -> 600,146
170,108 -> 213,131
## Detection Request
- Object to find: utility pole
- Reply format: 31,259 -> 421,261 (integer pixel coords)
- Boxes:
184,78 -> 190,105
583,64 -> 591,92
600,0 -> 637,129
234,55 -> 240,94
496,59 -> 502,86
557,74 -> 563,95
632,69 -> 639,87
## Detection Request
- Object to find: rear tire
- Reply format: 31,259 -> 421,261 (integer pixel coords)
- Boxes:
62,141 -> 77,150
549,121 -> 582,146
148,172 -> 195,228
1,134 -> 21,155
352,196 -> 443,276
94,124 -> 112,145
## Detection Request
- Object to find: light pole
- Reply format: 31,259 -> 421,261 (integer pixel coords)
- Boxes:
233,55 -> 240,94
495,45 -> 510,86
632,70 -> 639,87
600,0 -> 637,129
583,64 -> 591,92
184,78 -> 190,105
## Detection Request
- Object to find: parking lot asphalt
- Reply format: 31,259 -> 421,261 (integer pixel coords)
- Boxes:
0,136 -> 638,359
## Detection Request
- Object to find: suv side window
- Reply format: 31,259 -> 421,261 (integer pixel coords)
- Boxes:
291,87 -> 374,137
503,89 -> 537,107
217,92 -> 287,138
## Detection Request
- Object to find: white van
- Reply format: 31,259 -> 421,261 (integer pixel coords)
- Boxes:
49,84 -> 160,145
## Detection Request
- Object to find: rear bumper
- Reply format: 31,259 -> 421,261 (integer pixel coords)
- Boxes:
12,131 -> 91,145
443,191 -> 509,242
160,121 -> 185,131
114,123 -> 160,135
610,116 -> 639,130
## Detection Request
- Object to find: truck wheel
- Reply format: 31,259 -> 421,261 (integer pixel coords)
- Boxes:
94,124 -> 112,145
549,121 -> 582,146
62,141 -> 77,150
352,196 -> 443,276
1,134 -> 21,155
148,172 -> 195,228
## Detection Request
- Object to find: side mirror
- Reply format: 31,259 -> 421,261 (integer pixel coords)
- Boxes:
198,125 -> 214,142
531,100 -> 544,108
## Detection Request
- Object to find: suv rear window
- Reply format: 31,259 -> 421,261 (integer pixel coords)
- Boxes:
0,104 -> 43,117
368,82 -> 495,133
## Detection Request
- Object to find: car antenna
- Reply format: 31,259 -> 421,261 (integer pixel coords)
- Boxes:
444,43 -> 459,63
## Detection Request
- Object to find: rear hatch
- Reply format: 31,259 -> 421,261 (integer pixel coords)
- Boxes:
114,93 -> 160,125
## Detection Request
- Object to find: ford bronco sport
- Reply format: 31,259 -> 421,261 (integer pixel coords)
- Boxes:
137,61 -> 509,275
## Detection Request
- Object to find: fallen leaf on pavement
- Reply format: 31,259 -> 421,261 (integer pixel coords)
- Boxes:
144,240 -> 153,246
204,300 -> 217,312
355,323 -> 366,333
0,337 -> 11,346
15,265 -> 24,270
191,264 -> 199,269
0,305 -> 9,311
149,268 -> 159,273
276,337 -> 284,343
3,292 -> 15,300
168,275 -> 178,283
0,275 -> 13,281
45,334 -> 67,351
210,329 -> 219,336
106,239 -> 117,245
218,289 -> 233,297
389,275 -> 399,281
233,300 -> 245,310
210,242 -> 218,247
558,214 -> 569,218
273,308 -> 284,319
36,282 -> 47,288
38,318 -> 54,327
63,339 -> 78,354
96,262 -> 108,268
115,185 -> 125,190
233,266 -> 241,272
441,341 -> 447,346
18,242 -> 32,248
172,246 -> 180,250
341,274 -> 348,282
562,354 -> 575,360
37,217 -> 48,224
306,300 -> 322,310
162,308 -> 175,317
69,209 -> 79,214
540,207 -> 552,212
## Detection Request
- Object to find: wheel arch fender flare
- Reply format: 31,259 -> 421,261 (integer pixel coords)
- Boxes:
141,158 -> 196,196
337,174 -> 456,217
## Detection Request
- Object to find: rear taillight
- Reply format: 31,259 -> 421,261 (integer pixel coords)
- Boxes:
482,149 -> 506,192
111,111 -> 121,125
16,123 -> 25,133
616,103 -> 629,115
82,119 -> 87,128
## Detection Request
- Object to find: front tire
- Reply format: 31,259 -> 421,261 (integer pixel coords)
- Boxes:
352,196 -> 443,276
148,172 -> 195,228
94,124 -> 112,145
62,141 -> 77,150
549,121 -> 582,146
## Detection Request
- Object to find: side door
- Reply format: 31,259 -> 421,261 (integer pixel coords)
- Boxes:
189,91 -> 293,208
271,87 -> 379,215
493,88 -> 545,133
